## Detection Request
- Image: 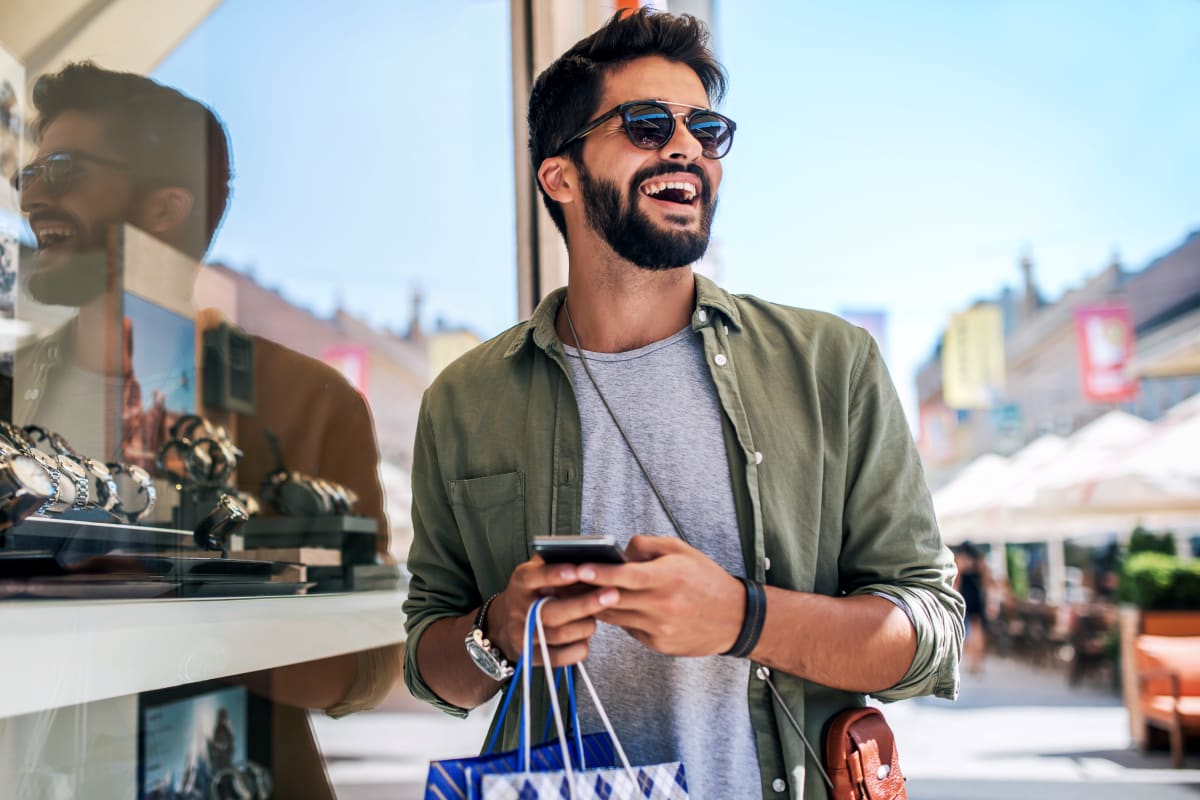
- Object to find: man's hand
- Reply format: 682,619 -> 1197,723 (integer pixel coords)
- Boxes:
489,555 -> 620,668
582,535 -> 745,657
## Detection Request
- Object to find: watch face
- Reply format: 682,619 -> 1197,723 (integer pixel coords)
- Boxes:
83,458 -> 112,479
26,448 -> 60,478
10,455 -> 56,498
465,637 -> 505,681
56,455 -> 87,481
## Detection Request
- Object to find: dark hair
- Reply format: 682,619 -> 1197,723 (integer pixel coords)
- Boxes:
527,9 -> 727,240
32,61 -> 232,260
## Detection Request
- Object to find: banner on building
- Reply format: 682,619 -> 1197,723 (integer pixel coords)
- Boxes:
322,344 -> 370,396
919,402 -> 958,466
1075,305 -> 1137,403
942,305 -> 1005,410
839,308 -> 888,362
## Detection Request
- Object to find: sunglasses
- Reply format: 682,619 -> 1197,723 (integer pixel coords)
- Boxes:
555,100 -> 736,160
10,150 -> 130,197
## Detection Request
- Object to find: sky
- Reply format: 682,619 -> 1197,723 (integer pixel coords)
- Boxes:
154,0 -> 1200,424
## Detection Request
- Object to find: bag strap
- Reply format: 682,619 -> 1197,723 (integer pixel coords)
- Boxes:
525,598 -> 639,794
565,300 -> 834,792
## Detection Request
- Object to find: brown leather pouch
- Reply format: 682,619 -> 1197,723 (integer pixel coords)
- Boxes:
823,707 -> 908,800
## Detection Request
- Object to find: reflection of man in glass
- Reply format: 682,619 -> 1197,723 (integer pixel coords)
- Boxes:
13,62 -> 399,716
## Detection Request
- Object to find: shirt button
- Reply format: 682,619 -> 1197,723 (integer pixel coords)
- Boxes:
723,324 -> 729,335
714,353 -> 727,366
754,451 -> 763,464
772,778 -> 787,792
697,309 -> 708,323
764,556 -> 772,571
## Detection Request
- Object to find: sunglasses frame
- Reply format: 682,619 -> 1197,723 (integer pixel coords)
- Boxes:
10,149 -> 130,196
554,99 -> 736,159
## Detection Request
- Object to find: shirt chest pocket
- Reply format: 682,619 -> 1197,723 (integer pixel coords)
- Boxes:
447,471 -> 528,582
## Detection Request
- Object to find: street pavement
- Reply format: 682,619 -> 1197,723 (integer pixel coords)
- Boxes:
312,655 -> 1200,799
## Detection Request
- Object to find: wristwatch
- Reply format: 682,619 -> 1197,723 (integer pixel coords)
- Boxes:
107,462 -> 157,523
81,457 -> 119,512
25,447 -> 67,514
55,454 -> 90,510
465,593 -> 515,682
193,492 -> 250,551
0,453 -> 57,529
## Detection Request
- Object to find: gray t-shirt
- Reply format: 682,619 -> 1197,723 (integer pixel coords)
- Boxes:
565,327 -> 763,800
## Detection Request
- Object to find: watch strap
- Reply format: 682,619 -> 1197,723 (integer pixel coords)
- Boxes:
475,592 -> 502,635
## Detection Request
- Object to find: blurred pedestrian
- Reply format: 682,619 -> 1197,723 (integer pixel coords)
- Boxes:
955,540 -> 990,675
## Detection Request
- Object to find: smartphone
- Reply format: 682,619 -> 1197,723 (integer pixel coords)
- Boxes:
532,534 -> 627,565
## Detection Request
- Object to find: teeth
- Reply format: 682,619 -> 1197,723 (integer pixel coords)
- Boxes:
35,225 -> 74,247
642,180 -> 698,201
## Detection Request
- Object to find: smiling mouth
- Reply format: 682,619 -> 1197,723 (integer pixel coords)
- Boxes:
33,224 -> 76,251
641,180 -> 699,207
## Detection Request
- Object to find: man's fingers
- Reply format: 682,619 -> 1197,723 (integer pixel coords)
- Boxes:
540,642 -> 590,671
512,558 -> 584,592
540,617 -> 597,647
624,534 -> 689,561
539,588 -> 620,628
574,562 -> 653,591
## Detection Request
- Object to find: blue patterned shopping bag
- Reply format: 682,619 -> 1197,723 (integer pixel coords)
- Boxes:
424,603 -> 621,800
479,599 -> 689,799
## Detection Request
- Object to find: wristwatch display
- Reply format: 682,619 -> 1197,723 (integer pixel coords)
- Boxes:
55,454 -> 90,510
24,447 -> 67,515
81,457 -> 120,512
107,462 -> 157,523
0,453 -> 57,528
261,469 -> 357,518
157,415 -> 243,488
193,492 -> 250,551
0,421 -> 33,452
464,593 -> 514,682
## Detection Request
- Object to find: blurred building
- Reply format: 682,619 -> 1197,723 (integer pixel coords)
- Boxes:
918,230 -> 1200,487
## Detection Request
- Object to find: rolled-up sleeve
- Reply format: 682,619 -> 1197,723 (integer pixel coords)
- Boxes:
401,390 -> 475,718
840,334 -> 964,702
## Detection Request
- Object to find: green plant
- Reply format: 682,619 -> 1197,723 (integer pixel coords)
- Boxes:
1006,544 -> 1029,600
1120,552 -> 1200,610
1129,526 -> 1177,557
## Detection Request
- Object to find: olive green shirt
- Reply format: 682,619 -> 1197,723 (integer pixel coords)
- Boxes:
403,275 -> 964,799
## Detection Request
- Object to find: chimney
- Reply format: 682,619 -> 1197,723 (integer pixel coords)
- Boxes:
408,288 -> 424,340
1019,249 -> 1042,321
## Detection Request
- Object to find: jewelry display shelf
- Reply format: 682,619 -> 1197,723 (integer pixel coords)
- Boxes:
0,588 -> 407,720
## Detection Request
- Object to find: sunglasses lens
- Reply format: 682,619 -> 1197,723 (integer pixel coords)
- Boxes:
688,113 -> 734,158
44,154 -> 76,191
623,103 -> 675,150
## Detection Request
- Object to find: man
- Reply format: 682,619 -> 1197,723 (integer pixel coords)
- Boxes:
403,9 -> 963,799
13,61 -> 395,719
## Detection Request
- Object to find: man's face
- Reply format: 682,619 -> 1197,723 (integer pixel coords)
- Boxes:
573,55 -> 723,270
19,110 -> 140,301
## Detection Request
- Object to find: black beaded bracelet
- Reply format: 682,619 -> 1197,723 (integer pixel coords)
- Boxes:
723,577 -> 767,658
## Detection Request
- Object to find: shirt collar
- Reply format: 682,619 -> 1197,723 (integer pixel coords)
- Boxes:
503,272 -> 742,360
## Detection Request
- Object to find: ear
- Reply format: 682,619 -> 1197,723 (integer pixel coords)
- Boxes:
133,186 -> 195,238
537,157 -> 575,205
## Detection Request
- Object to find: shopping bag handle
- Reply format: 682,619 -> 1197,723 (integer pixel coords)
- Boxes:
484,603 -> 584,768
523,597 -> 638,791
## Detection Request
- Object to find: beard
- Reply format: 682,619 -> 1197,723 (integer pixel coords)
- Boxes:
577,161 -> 716,271
26,238 -> 111,308
24,209 -> 115,307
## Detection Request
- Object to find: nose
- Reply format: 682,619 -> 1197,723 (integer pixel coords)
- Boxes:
662,113 -> 704,163
18,170 -> 52,213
